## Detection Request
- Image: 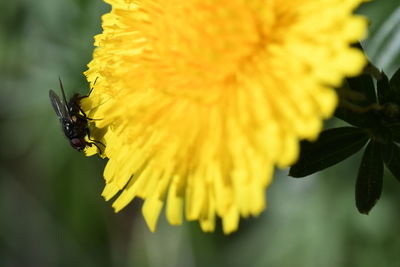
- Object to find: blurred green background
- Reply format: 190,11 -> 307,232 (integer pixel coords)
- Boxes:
1,1 -> 399,267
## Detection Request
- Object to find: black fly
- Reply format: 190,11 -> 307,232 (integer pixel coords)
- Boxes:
49,78 -> 103,153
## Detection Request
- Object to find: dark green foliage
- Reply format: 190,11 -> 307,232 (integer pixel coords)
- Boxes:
386,123 -> 400,142
335,75 -> 381,128
334,103 -> 380,128
289,127 -> 369,178
382,142 -> 400,183
290,64 -> 400,215
355,141 -> 383,214
347,74 -> 377,105
390,67 -> 400,93
377,72 -> 393,104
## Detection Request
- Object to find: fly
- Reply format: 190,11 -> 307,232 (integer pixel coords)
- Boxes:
49,78 -> 104,153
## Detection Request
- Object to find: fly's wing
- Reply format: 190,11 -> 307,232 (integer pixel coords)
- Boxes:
49,89 -> 69,120
58,78 -> 70,114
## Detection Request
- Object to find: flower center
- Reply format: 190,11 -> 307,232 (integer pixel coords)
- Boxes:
140,0 -> 269,102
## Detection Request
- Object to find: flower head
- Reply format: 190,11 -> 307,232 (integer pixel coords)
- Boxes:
83,0 -> 367,233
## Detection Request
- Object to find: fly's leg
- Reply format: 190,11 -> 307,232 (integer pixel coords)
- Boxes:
87,141 -> 104,155
76,108 -> 102,121
86,128 -> 105,154
76,77 -> 102,121
86,76 -> 99,97
78,76 -> 99,101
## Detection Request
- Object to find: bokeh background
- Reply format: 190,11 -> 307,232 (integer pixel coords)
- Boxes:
1,1 -> 400,267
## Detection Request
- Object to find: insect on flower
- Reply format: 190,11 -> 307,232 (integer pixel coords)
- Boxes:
49,78 -> 104,153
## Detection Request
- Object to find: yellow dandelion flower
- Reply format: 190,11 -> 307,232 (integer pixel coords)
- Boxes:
82,0 -> 367,234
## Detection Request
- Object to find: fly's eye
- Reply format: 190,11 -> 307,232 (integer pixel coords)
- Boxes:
70,138 -> 85,151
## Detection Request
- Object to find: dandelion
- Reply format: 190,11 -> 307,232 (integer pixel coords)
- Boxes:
82,0 -> 367,234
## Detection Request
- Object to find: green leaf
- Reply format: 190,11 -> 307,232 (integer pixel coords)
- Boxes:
386,123 -> 400,142
347,74 -> 377,105
390,66 -> 400,95
364,5 -> 400,75
382,142 -> 400,183
376,71 -> 400,122
335,75 -> 381,128
289,127 -> 369,178
355,140 -> 383,214
377,72 -> 393,104
334,104 -> 381,128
